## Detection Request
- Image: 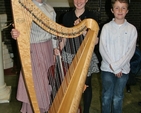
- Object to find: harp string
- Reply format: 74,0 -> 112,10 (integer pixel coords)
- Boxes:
56,34 -> 87,101
60,34 -> 86,86
21,0 -> 50,112
28,1 -> 62,111
48,30 -> 94,113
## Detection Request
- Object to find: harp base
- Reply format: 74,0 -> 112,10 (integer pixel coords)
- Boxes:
0,85 -> 11,103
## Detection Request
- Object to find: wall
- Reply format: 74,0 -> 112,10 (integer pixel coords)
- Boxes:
0,0 -> 141,30
47,0 -> 73,7
0,0 -> 141,54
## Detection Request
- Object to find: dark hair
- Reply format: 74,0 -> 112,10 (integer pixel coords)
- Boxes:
111,0 -> 129,9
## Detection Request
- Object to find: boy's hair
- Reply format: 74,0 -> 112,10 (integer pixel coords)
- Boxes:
111,0 -> 129,9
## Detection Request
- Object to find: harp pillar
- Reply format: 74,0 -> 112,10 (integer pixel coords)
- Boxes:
0,14 -> 11,103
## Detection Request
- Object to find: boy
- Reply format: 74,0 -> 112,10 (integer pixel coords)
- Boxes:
99,0 -> 137,113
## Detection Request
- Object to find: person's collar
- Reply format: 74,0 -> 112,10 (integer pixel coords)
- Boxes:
112,18 -> 127,26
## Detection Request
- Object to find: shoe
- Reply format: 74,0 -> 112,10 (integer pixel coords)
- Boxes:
138,101 -> 141,106
126,84 -> 131,93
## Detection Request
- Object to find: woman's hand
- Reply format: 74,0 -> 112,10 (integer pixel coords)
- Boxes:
83,84 -> 88,92
11,29 -> 20,40
53,48 -> 61,63
53,48 -> 60,56
95,37 -> 99,45
59,38 -> 66,50
74,18 -> 88,36
74,18 -> 81,26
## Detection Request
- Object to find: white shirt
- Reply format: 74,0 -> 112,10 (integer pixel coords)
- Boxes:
30,0 -> 57,48
99,19 -> 137,74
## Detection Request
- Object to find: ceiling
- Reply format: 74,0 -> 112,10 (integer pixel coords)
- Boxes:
46,0 -> 73,7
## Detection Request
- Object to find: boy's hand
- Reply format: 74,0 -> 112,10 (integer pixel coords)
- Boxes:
115,71 -> 122,78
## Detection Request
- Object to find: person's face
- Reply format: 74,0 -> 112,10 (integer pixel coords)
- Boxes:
74,0 -> 88,10
111,1 -> 128,20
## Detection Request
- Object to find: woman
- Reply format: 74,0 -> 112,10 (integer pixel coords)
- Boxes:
60,0 -> 99,113
11,0 -> 58,112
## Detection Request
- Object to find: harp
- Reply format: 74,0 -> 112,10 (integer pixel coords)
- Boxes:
11,0 -> 99,113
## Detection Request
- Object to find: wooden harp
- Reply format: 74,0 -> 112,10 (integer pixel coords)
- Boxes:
11,0 -> 99,113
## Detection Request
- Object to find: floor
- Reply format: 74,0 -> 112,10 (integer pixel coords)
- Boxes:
0,68 -> 21,113
0,68 -> 141,113
88,73 -> 141,113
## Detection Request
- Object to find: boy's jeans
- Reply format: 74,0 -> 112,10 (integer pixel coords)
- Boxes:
101,71 -> 129,113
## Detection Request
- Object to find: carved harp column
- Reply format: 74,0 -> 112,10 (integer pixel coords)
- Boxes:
11,0 -> 99,113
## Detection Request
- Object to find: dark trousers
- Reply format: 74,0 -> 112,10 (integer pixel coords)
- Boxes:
83,76 -> 92,113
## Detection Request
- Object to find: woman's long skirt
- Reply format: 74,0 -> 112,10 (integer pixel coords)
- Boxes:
16,40 -> 54,113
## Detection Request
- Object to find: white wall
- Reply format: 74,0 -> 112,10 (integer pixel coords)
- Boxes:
46,0 -> 73,7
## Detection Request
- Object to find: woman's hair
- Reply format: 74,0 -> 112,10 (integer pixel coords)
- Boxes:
111,0 -> 129,9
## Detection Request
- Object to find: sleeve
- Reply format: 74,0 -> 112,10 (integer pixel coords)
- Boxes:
99,25 -> 114,64
111,27 -> 137,73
